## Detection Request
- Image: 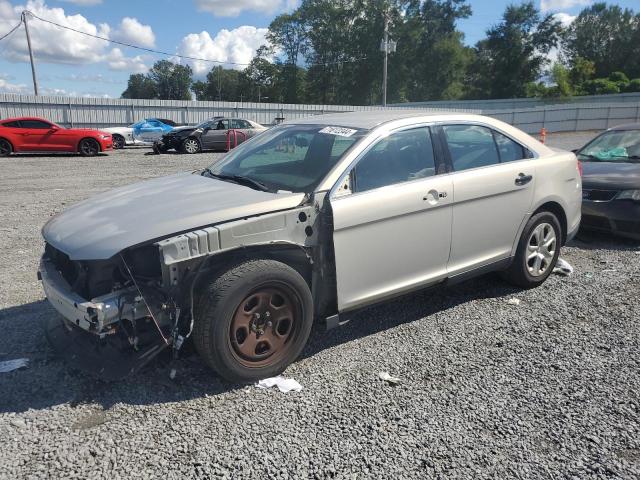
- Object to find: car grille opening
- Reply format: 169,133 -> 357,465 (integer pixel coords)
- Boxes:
582,189 -> 619,202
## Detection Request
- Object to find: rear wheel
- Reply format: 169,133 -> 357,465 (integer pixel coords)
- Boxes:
79,138 -> 100,157
181,138 -> 201,154
0,138 -> 12,156
112,134 -> 125,149
194,259 -> 313,383
503,211 -> 561,288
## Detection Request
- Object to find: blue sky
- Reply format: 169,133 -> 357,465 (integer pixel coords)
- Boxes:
0,0 -> 637,98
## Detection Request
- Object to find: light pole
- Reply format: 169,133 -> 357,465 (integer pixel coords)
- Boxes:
22,11 -> 39,96
380,10 -> 396,107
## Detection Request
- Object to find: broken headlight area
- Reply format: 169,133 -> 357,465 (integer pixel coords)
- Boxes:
41,243 -> 185,379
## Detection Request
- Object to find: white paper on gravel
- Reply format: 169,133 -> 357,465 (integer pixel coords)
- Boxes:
553,258 -> 574,277
256,376 -> 303,393
0,358 -> 29,373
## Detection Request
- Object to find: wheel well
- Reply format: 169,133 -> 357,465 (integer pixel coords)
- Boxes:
77,137 -> 102,152
193,245 -> 313,293
534,202 -> 568,245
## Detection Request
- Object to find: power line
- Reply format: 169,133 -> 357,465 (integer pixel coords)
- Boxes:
26,10 -> 372,69
0,19 -> 23,43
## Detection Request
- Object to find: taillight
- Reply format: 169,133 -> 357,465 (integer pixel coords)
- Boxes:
577,160 -> 583,177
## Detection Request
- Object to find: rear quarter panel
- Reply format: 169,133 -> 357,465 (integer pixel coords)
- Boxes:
530,150 -> 582,243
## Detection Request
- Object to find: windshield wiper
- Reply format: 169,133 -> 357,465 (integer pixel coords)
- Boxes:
204,169 -> 271,192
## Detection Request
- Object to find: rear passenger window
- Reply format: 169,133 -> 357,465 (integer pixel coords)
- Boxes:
354,127 -> 436,193
493,131 -> 526,162
443,125 -> 499,171
19,120 -> 52,129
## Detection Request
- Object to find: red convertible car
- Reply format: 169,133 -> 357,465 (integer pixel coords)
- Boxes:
0,117 -> 112,156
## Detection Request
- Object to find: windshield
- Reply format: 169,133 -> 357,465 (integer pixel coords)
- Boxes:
577,130 -> 640,162
205,124 -> 367,193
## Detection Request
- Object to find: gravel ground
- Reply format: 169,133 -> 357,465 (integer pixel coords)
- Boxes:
1,133 -> 639,479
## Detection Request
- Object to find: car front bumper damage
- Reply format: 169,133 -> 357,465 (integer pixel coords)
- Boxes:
39,256 -> 170,380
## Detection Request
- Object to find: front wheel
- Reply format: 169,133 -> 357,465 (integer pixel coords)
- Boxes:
181,137 -> 201,154
194,259 -> 314,383
79,138 -> 100,157
503,211 -> 562,288
112,134 -> 125,149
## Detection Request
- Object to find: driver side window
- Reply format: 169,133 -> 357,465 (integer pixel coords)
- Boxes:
353,127 -> 437,193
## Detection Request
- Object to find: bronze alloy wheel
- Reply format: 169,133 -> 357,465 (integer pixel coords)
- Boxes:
229,284 -> 300,368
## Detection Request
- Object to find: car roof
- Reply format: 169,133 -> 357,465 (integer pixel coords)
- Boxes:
1,116 -> 50,123
608,123 -> 640,131
286,109 -> 487,130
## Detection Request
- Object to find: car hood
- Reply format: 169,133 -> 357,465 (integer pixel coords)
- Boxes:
169,126 -> 195,133
42,172 -> 306,260
582,161 -> 640,190
101,127 -> 132,133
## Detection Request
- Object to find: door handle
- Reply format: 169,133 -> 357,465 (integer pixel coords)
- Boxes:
515,173 -> 533,186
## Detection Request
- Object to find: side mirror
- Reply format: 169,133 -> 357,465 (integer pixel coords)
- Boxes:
49,126 -> 59,132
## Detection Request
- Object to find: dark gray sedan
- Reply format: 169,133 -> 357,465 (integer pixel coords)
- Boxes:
577,123 -> 640,240
155,117 -> 266,154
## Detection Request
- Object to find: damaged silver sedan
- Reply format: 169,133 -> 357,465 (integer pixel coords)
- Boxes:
39,111 -> 582,382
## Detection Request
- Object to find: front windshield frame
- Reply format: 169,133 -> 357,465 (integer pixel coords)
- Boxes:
205,124 -> 369,193
577,129 -> 640,162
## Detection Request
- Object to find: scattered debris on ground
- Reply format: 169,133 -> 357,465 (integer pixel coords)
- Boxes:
256,376 -> 303,393
378,371 -> 402,385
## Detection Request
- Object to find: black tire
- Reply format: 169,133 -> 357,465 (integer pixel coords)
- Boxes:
79,138 -> 100,157
0,138 -> 12,156
112,134 -> 125,149
503,211 -> 562,289
194,259 -> 313,383
181,137 -> 201,154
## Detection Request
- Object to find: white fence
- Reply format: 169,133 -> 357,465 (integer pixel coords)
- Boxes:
1,93 -> 639,134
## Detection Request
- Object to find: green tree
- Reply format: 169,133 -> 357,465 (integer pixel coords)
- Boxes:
564,3 -> 640,79
467,2 -> 562,99
547,63 -> 572,97
267,11 -> 308,103
568,56 -> 595,92
147,60 -> 193,100
121,73 -> 156,99
193,66 -> 244,101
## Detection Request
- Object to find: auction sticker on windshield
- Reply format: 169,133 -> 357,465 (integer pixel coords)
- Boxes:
319,126 -> 358,137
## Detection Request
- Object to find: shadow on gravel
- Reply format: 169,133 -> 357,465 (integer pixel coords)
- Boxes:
570,230 -> 640,251
0,273 -> 519,414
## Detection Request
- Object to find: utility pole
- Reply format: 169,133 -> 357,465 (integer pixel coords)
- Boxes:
382,11 -> 389,107
22,11 -> 39,96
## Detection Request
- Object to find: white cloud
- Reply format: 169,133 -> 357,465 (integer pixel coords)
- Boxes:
0,1 -> 150,73
540,0 -> 591,13
60,0 -> 102,5
106,48 -> 149,73
194,0 -> 294,17
0,0 -> 110,65
0,78 -> 30,94
112,17 -> 155,48
553,12 -> 576,27
177,26 -> 269,76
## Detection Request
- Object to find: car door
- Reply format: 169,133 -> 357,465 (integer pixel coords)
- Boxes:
16,119 -> 54,151
330,126 -> 453,312
438,123 -> 537,275
231,119 -> 252,145
202,119 -> 229,150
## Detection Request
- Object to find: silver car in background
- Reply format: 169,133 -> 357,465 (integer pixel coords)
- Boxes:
39,111 -> 582,382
